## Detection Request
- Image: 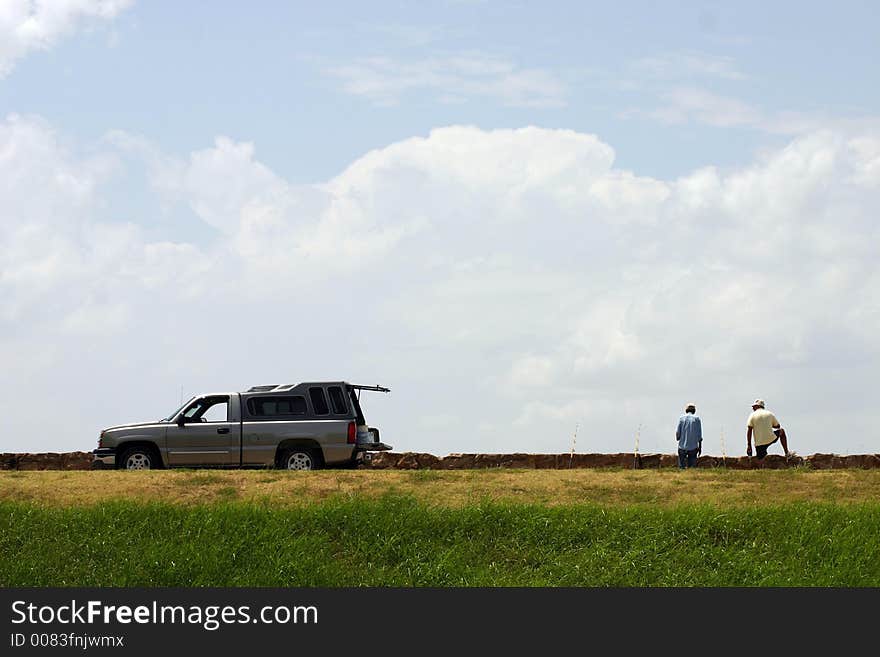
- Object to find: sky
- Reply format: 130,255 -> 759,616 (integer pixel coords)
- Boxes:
1,0 -> 878,457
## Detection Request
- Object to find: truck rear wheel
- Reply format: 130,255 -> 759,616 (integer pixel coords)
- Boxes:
119,446 -> 156,470
282,449 -> 320,471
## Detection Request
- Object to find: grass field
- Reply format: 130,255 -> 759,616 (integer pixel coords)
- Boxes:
4,468 -> 880,507
2,470 -> 879,586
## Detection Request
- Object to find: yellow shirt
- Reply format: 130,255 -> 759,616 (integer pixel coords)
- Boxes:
748,409 -> 779,446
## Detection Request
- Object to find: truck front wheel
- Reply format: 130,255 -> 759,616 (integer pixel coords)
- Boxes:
119,446 -> 156,470
282,449 -> 320,471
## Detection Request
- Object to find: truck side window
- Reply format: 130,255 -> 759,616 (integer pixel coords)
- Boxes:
182,396 -> 228,422
288,397 -> 307,414
328,386 -> 348,414
248,396 -> 307,417
309,387 -> 329,415
201,401 -> 228,422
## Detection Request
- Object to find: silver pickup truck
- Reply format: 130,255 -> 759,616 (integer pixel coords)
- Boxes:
92,382 -> 392,470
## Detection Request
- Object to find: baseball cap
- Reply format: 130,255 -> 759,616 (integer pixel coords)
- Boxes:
753,399 -> 765,408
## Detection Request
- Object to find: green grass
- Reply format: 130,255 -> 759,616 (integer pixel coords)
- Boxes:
2,497 -> 879,586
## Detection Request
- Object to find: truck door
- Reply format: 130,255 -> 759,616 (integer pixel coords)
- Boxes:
165,395 -> 240,466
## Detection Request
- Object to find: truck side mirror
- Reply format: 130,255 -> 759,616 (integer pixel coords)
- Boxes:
177,416 -> 186,427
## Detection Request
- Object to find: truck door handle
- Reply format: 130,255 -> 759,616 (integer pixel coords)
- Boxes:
217,427 -> 230,434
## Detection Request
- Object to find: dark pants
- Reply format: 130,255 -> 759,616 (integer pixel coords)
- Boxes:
678,448 -> 699,469
755,436 -> 779,459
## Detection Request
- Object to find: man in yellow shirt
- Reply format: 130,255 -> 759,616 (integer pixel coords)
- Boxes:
746,399 -> 791,459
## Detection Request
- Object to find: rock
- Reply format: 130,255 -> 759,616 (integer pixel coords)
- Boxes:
498,453 -> 538,468
807,453 -> 843,470
473,454 -> 504,468
414,453 -> 442,469
841,454 -> 880,469
61,452 -> 94,470
533,454 -> 559,469
441,453 -> 477,469
394,452 -> 423,470
16,453 -> 63,470
574,453 -> 633,468
1,450 -> 878,471
360,452 -> 396,469
755,455 -> 790,469
637,454 -> 663,469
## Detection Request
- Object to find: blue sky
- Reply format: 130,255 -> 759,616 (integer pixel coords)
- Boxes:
1,1 -> 878,456
5,1 -> 878,182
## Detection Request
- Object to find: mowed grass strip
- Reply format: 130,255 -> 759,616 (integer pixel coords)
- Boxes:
3,468 -> 880,508
1,499 -> 879,587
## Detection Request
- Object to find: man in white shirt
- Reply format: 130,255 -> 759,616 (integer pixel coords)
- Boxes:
746,399 -> 791,459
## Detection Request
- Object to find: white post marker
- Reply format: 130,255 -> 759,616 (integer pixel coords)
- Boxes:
634,423 -> 641,469
569,423 -> 578,468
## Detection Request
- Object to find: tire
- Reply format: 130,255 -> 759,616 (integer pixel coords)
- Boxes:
119,446 -> 157,470
281,448 -> 321,471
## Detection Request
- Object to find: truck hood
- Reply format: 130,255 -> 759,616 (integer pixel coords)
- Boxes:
103,421 -> 166,432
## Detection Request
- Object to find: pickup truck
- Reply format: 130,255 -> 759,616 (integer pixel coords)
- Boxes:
92,382 -> 392,470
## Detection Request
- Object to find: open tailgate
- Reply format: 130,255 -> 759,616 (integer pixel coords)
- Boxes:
347,383 -> 393,451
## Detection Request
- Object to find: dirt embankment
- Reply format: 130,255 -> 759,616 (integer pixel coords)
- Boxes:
2,451 -> 880,470
1,452 -> 94,470
364,452 -> 880,470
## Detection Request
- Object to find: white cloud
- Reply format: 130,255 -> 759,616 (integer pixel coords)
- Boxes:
634,52 -> 748,81
361,24 -> 452,49
1,116 -> 879,457
647,87 -> 764,128
619,50 -> 880,137
162,136 -> 289,236
847,136 -> 880,187
624,83 -> 880,137
0,0 -> 133,77
325,53 -> 567,107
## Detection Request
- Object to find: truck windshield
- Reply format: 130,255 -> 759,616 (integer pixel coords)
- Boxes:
161,397 -> 196,422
